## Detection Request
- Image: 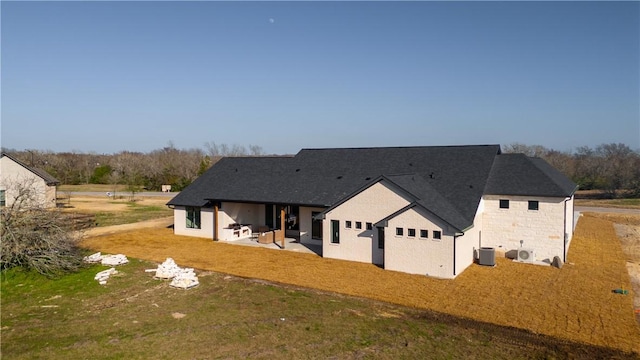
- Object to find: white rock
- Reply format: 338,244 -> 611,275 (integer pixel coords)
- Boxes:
83,252 -> 102,263
101,254 -> 129,266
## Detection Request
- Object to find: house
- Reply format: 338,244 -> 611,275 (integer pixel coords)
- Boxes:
167,145 -> 577,279
0,153 -> 60,209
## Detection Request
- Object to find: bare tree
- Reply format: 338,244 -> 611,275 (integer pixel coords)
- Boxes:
0,180 -> 83,277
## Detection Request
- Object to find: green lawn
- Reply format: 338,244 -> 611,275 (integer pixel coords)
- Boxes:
94,203 -> 173,227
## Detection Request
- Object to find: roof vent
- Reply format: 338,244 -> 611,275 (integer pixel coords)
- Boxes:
365,177 -> 371,181
336,176 -> 343,180
409,162 -> 413,166
429,172 -> 435,179
295,168 -> 300,172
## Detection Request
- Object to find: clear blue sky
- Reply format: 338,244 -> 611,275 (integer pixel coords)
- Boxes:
2,1 -> 639,154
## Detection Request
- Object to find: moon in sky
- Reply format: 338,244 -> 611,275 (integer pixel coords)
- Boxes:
269,18 -> 275,24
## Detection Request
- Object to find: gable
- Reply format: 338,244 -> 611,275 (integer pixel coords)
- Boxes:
0,153 -> 59,186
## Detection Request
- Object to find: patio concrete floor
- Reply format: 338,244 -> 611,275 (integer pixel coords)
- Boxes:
220,236 -> 323,256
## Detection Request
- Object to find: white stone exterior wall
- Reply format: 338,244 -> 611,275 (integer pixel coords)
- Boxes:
384,207 -> 456,278
323,181 -> 412,265
481,195 -> 570,262
0,156 -> 56,208
173,206 -> 215,238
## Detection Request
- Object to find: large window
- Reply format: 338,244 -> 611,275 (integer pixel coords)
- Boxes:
186,207 -> 201,229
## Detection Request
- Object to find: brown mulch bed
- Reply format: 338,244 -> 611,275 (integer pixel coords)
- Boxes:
81,213 -> 640,354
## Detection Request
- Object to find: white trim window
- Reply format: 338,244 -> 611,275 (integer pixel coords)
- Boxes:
186,206 -> 201,229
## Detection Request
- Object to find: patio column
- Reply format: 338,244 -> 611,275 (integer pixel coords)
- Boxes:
213,203 -> 219,241
280,207 -> 286,249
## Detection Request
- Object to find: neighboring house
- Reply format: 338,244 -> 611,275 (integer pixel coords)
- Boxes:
167,145 -> 577,279
0,153 -> 60,209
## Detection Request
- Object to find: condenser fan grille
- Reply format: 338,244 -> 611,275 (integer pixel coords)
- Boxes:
518,250 -> 530,260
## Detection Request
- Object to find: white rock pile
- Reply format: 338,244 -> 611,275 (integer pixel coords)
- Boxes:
94,268 -> 117,285
147,258 -> 199,289
83,252 -> 129,266
84,252 -> 129,285
170,268 -> 199,290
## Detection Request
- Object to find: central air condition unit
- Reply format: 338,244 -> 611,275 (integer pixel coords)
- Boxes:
517,248 -> 535,263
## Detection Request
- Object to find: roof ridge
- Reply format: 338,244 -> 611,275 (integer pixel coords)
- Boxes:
299,144 -> 500,151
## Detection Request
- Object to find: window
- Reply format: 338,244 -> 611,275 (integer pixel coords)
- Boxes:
433,230 -> 441,240
528,201 -> 539,211
408,228 -> 416,237
331,220 -> 340,244
499,199 -> 509,209
378,228 -> 385,249
355,221 -> 362,229
186,207 -> 201,229
420,229 -> 428,238
396,227 -> 403,236
366,222 -> 373,230
346,221 -> 352,229
0,190 -> 5,207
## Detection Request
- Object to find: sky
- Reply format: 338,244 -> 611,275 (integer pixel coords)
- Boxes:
1,1 -> 639,155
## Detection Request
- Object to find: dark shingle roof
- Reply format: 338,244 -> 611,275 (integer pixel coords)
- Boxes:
167,145 -> 501,226
1,153 -> 60,185
484,154 -> 577,197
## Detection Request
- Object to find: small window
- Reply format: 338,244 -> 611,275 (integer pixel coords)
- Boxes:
420,229 -> 428,238
346,221 -> 352,229
0,190 -> 5,207
408,228 -> 416,237
366,222 -> 373,230
433,230 -> 441,240
355,221 -> 362,230
528,201 -> 539,211
499,199 -> 509,209
396,227 -> 403,236
331,220 -> 340,244
186,207 -> 201,229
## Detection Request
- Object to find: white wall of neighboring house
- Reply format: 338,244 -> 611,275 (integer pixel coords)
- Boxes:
323,181 -> 412,265
0,156 -> 56,209
481,195 -> 568,262
383,207 -> 457,278
173,206 -> 215,239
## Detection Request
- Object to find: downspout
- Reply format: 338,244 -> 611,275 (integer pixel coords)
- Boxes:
453,231 -> 465,277
213,203 -> 219,241
563,196 -> 570,262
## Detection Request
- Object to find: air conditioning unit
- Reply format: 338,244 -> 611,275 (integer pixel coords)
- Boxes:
517,248 -> 535,263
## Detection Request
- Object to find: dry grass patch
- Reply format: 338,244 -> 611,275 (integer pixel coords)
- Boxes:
81,214 -> 640,354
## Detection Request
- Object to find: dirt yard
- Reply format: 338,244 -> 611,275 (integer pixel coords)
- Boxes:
61,195 -> 171,213
81,213 -> 640,354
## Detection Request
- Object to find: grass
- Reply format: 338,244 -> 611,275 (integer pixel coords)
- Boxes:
58,184 -> 130,193
77,214 -> 640,355
1,260 -> 631,359
576,198 -> 640,209
93,202 -> 173,227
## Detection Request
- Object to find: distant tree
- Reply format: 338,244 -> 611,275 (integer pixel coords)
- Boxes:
90,164 -> 113,184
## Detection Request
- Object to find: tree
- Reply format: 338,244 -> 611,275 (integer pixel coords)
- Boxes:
0,180 -> 84,277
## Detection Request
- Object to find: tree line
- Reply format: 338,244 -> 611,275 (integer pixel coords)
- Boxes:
1,142 -> 265,192
2,142 -> 638,197
502,143 -> 640,198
